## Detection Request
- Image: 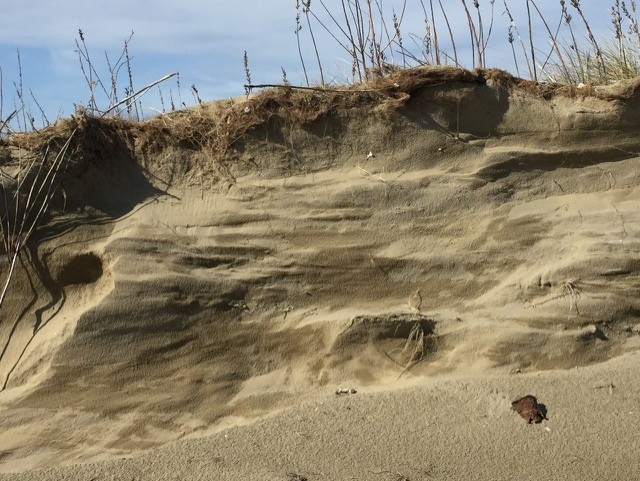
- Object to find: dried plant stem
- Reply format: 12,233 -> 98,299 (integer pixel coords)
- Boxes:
570,0 -> 606,78
475,1 -> 485,67
560,0 -> 584,81
392,9 -> 407,67
243,51 -> 252,96
372,0 -> 398,66
460,0 -> 481,68
29,89 -> 49,127
0,130 -> 76,307
123,35 -> 140,120
481,0 -> 496,67
100,72 -> 177,118
525,0 -> 537,81
75,30 -> 111,115
0,110 -> 17,133
310,5 -> 351,55
351,0 -> 369,78
303,1 -> 325,85
365,0 -> 381,70
623,0 -> 640,46
438,0 -> 458,65
14,50 -> 28,131
426,0 -> 441,64
295,0 -> 310,86
529,0 -> 569,81
244,81 -> 445,92
503,0 -> 533,79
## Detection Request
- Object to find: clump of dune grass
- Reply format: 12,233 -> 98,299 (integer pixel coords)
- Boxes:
536,0 -> 639,84
0,128 -> 76,307
285,0 -> 640,89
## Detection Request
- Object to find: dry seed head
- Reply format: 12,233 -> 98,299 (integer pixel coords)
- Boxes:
393,10 -> 401,37
560,0 -> 572,23
611,5 -> 623,40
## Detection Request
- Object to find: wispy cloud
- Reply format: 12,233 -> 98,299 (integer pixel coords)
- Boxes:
0,1 -> 294,53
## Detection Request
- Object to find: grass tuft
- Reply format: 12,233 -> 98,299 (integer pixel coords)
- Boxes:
290,0 -> 640,87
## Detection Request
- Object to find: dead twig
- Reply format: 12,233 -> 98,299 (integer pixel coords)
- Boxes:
100,72 -> 178,118
244,81 -> 446,93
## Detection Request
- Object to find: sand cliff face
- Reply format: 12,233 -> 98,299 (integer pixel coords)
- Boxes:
1,67 -> 640,469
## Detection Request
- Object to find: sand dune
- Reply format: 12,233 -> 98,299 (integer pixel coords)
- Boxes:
1,67 -> 639,479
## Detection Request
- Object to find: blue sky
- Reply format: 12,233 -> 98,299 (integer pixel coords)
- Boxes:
0,1 -> 611,126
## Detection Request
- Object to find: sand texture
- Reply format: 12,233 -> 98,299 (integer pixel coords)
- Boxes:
1,67 -> 640,479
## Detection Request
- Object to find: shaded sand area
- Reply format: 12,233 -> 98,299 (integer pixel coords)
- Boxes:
1,67 -> 640,479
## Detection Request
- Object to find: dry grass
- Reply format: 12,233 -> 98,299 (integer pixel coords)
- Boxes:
397,321 -> 428,378
525,279 -> 582,313
2,65 -> 631,191
382,317 -> 433,379
293,0 -> 640,88
0,127 -> 76,306
2,1 -> 639,139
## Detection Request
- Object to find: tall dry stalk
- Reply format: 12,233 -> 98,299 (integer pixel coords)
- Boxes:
392,10 -> 407,67
243,51 -> 252,96
418,6 -> 435,64
303,1 -> 326,85
352,0 -> 369,77
364,0 -> 382,71
474,1 -> 485,66
570,0 -> 607,79
438,0 -> 458,65
295,0 -> 311,85
14,50 -> 25,130
560,0 -> 584,82
503,0 -> 533,79
74,30 -> 154,118
426,0 -> 441,64
75,29 -> 109,115
529,0 -> 570,81
622,0 -> 640,46
525,0 -> 537,81
373,0 -> 399,67
612,0 -> 627,66
480,0 -> 496,68
460,0 -> 482,68
123,34 -> 140,120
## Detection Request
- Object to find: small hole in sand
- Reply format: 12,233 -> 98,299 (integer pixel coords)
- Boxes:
57,252 -> 103,286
